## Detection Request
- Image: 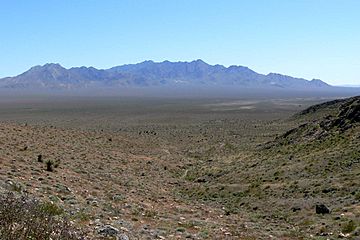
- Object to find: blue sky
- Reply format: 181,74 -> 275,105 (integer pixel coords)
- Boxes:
0,0 -> 359,85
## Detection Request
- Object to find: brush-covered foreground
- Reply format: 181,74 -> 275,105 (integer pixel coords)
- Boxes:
0,96 -> 359,239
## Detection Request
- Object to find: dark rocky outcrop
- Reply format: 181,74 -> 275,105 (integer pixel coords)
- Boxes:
267,96 -> 360,147
316,204 -> 330,214
97,225 -> 120,237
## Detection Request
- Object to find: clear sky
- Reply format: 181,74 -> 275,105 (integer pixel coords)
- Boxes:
0,0 -> 359,85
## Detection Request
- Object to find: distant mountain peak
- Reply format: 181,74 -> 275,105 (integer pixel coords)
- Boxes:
0,60 -> 334,90
267,72 -> 280,76
192,59 -> 207,64
41,63 -> 65,69
141,60 -> 155,65
310,78 -> 330,87
26,63 -> 64,72
44,63 -> 62,67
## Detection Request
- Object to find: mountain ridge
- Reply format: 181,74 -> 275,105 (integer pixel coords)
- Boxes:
0,60 -> 331,90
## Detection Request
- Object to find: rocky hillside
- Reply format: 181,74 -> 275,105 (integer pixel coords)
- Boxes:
182,96 -> 360,239
272,95 -> 360,145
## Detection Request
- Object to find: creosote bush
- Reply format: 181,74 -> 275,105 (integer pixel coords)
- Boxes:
37,154 -> 43,163
45,159 -> 60,172
46,160 -> 54,172
48,160 -> 61,171
0,192 -> 86,240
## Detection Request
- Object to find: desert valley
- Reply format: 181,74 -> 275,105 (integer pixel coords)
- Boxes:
0,92 -> 359,239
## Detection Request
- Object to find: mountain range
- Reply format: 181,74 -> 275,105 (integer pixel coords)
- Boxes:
0,60 -> 331,90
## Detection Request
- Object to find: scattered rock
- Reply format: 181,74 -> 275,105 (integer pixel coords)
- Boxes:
291,207 -> 301,212
195,177 -> 207,183
338,232 -> 351,238
316,204 -> 330,214
97,225 -> 119,237
55,184 -> 72,194
322,187 -> 336,194
352,226 -> 360,236
112,193 -> 125,201
118,233 -> 130,240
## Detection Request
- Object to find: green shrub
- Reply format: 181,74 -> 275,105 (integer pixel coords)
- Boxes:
0,192 -> 86,240
342,220 -> 357,234
39,201 -> 64,216
45,159 -> 60,172
46,160 -> 54,172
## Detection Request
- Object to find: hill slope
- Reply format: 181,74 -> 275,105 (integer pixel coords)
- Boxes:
183,96 -> 360,238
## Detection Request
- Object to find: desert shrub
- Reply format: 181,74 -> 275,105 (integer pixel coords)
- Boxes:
71,210 -> 91,222
342,220 -> 357,234
45,159 -> 60,172
9,182 -> 24,193
45,160 -> 59,172
0,192 -> 86,240
46,160 -> 54,172
39,201 -> 64,216
354,191 -> 360,200
37,154 -> 43,162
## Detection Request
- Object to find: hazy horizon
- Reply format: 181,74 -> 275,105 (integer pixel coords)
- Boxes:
0,59 -> 340,82
2,60 -> 360,89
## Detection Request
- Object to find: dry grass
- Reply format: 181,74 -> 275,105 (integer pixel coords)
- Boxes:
0,192 -> 86,240
0,96 -> 358,239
